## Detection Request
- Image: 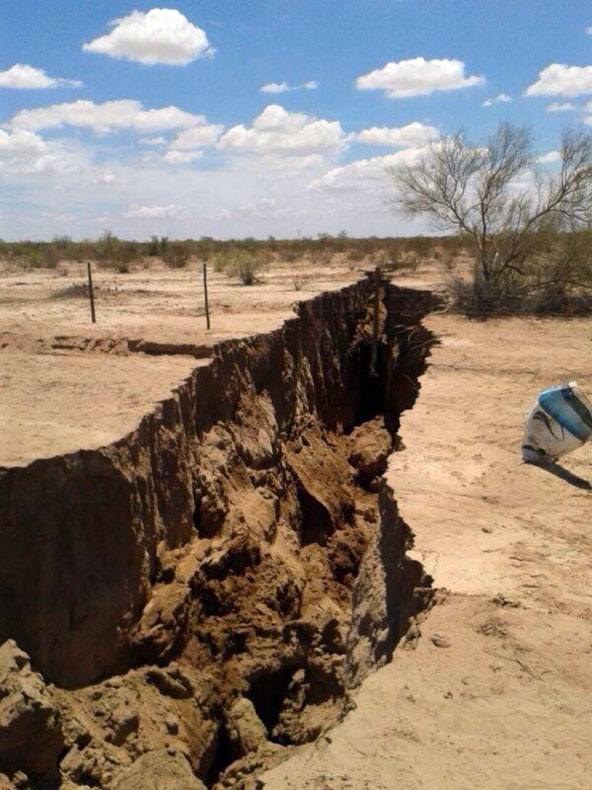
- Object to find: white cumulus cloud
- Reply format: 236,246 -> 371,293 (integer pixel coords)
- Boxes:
124,203 -> 184,218
0,129 -> 47,166
309,147 -> 430,192
482,93 -> 512,107
0,64 -> 82,89
260,82 -> 290,94
258,153 -> 326,174
139,136 -> 168,146
83,8 -> 214,65
162,121 -> 223,164
169,123 -> 224,150
218,104 -> 345,155
0,128 -> 86,175
260,80 -> 319,94
10,99 -> 201,134
0,128 -> 46,156
545,101 -> 577,112
235,198 -> 278,217
356,57 -> 484,99
163,149 -> 204,164
536,150 -> 561,164
349,122 -> 439,148
93,169 -> 116,184
525,64 -> 592,97
0,128 -> 61,174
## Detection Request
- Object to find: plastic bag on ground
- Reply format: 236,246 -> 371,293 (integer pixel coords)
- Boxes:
522,381 -> 592,463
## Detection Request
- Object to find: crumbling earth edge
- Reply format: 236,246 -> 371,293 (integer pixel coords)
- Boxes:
0,277 -> 438,789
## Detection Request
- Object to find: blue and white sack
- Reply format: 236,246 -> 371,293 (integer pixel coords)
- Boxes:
522,381 -> 592,463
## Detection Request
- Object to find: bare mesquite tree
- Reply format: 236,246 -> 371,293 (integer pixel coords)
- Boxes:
389,123 -> 592,307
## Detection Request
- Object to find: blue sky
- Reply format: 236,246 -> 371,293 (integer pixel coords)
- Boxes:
1,0 -> 591,240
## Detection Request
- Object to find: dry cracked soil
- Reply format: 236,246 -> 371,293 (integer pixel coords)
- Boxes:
1,255 -> 591,790
262,311 -> 592,790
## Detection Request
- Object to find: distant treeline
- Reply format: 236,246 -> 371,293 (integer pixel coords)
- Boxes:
0,231 -> 467,271
3,231 -> 590,315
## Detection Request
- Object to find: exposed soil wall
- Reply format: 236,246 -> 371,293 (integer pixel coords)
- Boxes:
0,278 -> 437,789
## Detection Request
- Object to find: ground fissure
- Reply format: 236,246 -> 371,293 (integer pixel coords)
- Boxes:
0,277 -> 438,789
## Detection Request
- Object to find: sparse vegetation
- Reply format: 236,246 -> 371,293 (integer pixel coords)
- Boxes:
229,248 -> 270,285
390,122 -> 592,315
1,222 -> 590,315
0,232 -> 452,272
163,242 -> 190,269
292,273 -> 311,291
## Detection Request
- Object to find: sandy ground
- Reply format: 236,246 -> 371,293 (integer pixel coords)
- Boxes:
3,255 -> 592,788
0,257 -> 366,467
262,314 -> 592,790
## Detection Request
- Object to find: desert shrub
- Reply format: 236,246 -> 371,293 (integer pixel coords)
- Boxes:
163,243 -> 190,269
309,247 -> 333,266
433,246 -> 459,273
147,236 -> 160,257
403,236 -> 434,259
403,251 -> 422,272
448,272 -> 502,315
292,274 -> 312,291
368,246 -> 408,271
26,245 -> 60,268
449,230 -> 592,316
346,247 -> 366,263
384,246 -> 402,268
51,235 -> 72,253
280,248 -> 301,263
227,248 -> 269,285
451,276 -> 592,316
530,284 -> 592,315
42,246 -> 60,268
234,255 -> 265,285
193,236 -> 218,261
26,249 -> 40,268
95,230 -> 118,261
71,239 -> 96,262
212,249 -> 234,272
99,240 -> 139,273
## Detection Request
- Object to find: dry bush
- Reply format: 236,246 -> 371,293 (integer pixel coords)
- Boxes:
280,248 -> 301,263
212,249 -> 234,272
99,241 -> 140,273
292,273 -> 312,291
230,249 -> 270,285
163,243 -> 190,269
449,230 -> 592,315
433,247 -> 457,273
309,247 -> 333,266
26,246 -> 60,269
346,247 -> 366,263
383,247 -> 402,268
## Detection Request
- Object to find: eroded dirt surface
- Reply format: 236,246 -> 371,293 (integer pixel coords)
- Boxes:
0,275 -> 436,789
4,252 -> 590,790
261,314 -> 592,790
0,258 -> 365,467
